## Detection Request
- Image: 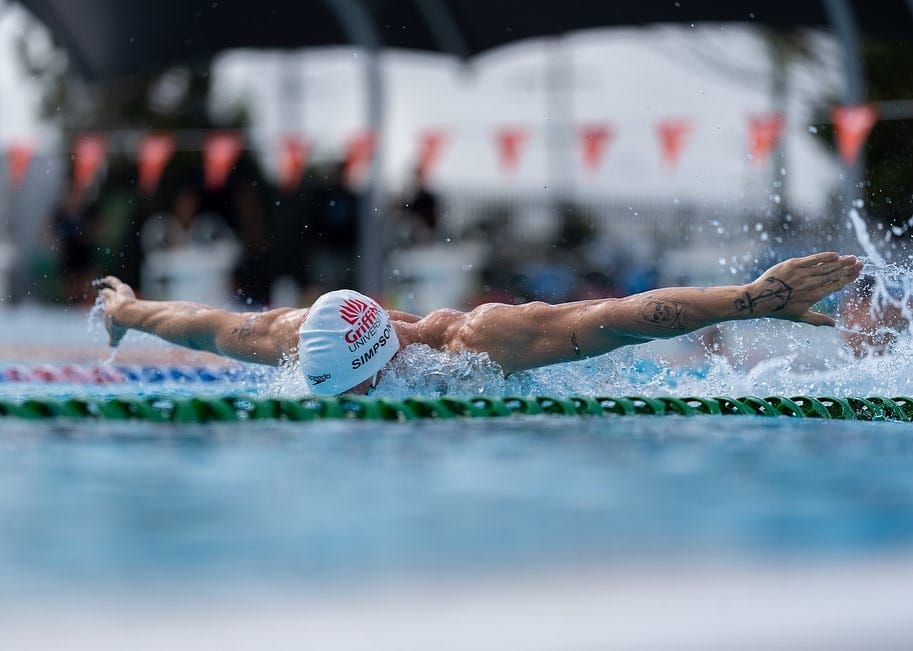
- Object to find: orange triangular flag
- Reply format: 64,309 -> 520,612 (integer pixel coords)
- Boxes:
73,134 -> 107,191
748,112 -> 785,165
656,118 -> 692,169
137,133 -> 176,195
344,131 -> 377,186
7,143 -> 34,187
578,124 -> 613,171
203,132 -> 244,190
278,135 -> 310,191
832,104 -> 878,166
495,127 -> 528,173
417,129 -> 448,180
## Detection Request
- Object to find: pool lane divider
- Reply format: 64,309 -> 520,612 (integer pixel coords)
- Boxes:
0,395 -> 912,422
0,365 -> 264,384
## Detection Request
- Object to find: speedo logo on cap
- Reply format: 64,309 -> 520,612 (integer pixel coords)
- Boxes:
308,373 -> 331,385
339,297 -> 380,345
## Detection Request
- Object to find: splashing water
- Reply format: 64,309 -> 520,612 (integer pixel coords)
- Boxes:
361,209 -> 913,399
83,209 -> 913,400
264,258 -> 913,399
88,295 -> 119,365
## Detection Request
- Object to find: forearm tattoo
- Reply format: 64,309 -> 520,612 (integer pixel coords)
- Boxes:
639,300 -> 686,330
733,277 -> 793,314
571,333 -> 582,359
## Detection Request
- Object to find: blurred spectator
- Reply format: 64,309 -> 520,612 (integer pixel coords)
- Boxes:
93,160 -> 140,285
519,247 -> 577,303
398,166 -> 442,244
573,270 -> 620,300
230,179 -> 271,307
467,264 -> 524,307
140,177 -> 239,303
268,169 -> 319,306
46,181 -> 99,304
310,161 -> 360,290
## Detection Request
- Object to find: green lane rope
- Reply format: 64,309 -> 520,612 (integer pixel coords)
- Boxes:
1,395 -> 913,422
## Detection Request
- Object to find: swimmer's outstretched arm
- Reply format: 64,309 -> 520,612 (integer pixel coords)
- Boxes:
96,276 -> 302,365
450,253 -> 863,374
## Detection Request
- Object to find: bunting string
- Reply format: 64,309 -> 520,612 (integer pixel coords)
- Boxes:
1,104 -> 882,194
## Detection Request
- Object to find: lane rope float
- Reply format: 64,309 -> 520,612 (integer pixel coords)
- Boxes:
0,395 -> 911,422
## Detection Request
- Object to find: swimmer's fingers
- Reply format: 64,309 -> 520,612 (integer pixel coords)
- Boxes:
807,256 -> 861,277
797,310 -> 836,327
92,276 -> 125,292
795,252 -> 840,268
820,264 -> 862,292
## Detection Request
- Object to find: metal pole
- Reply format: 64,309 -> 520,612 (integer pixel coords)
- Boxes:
768,34 -> 788,222
544,37 -> 574,201
321,0 -> 383,295
823,0 -> 865,249
358,46 -> 384,296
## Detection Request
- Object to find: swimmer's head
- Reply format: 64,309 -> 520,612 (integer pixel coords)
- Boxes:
298,289 -> 399,396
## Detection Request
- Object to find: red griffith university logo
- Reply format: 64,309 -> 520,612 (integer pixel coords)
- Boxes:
339,297 -> 379,343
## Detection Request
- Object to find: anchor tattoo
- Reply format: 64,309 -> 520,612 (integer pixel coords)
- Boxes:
733,277 -> 793,314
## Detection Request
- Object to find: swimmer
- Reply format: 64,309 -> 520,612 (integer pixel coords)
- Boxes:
96,252 -> 862,395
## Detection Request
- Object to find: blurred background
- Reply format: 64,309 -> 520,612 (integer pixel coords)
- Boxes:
0,0 -> 910,315
2,4 -> 913,649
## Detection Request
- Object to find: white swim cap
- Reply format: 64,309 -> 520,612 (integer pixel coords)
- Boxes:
298,289 -> 400,395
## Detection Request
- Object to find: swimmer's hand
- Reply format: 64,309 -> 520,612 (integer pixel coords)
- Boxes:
94,276 -> 134,347
742,252 -> 863,327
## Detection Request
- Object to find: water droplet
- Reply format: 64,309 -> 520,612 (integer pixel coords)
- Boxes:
808,125 -> 819,134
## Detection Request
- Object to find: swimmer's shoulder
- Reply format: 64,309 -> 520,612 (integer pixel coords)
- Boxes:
399,308 -> 467,349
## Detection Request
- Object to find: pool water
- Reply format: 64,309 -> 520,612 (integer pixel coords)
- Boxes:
3,413 -> 913,597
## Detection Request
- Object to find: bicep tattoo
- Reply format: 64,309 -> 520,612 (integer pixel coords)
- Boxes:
638,300 -> 686,330
733,277 -> 793,314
